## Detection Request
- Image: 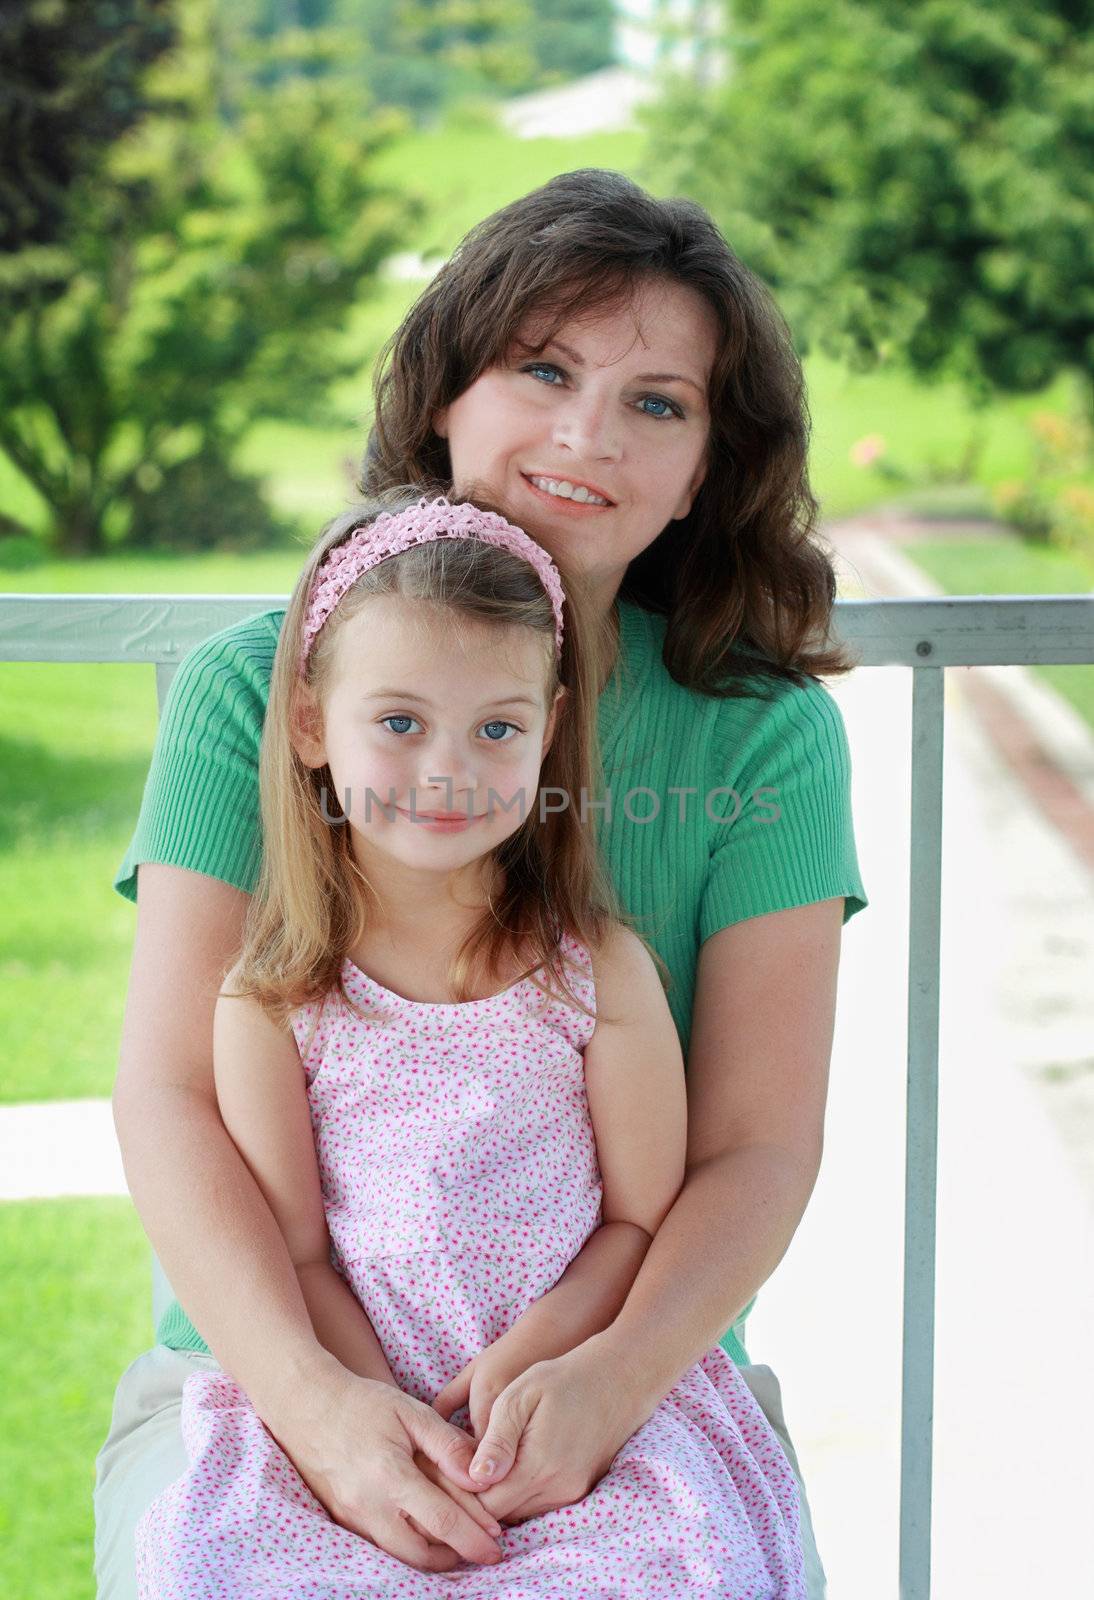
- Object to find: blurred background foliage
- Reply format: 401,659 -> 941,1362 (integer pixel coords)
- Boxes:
220,0 -> 618,115
1,0 -> 1091,564
1,0 -> 417,555
648,0 -> 1094,399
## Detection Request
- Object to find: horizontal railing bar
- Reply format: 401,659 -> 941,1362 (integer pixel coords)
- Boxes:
0,593 -> 1093,668
837,594 -> 1094,667
0,595 -> 286,665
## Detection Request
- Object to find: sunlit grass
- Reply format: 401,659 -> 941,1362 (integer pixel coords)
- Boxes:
0,1198 -> 151,1600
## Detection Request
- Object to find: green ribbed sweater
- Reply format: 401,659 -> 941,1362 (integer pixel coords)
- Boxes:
115,598 -> 868,1364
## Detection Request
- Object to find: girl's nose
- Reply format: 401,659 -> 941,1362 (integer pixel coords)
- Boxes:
551,390 -> 622,462
416,741 -> 477,807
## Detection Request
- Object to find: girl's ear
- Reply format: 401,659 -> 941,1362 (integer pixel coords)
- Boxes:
541,685 -> 567,758
291,685 -> 327,769
432,406 -> 449,440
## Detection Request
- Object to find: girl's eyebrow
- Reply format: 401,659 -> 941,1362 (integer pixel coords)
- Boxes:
543,338 -> 706,397
363,689 -> 541,710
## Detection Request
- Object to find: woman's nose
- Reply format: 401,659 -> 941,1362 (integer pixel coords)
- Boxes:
551,390 -> 622,461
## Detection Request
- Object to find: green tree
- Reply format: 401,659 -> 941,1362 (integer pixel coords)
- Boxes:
647,0 -> 1094,401
1,0 -> 176,256
0,0 -> 415,554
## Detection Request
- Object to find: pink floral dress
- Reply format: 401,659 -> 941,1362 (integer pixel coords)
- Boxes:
135,933 -> 806,1598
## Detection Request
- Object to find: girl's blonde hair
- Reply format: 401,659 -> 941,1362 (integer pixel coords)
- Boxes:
232,484 -> 625,1027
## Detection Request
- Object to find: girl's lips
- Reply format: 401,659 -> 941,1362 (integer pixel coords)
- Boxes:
521,474 -> 614,513
395,807 -> 484,832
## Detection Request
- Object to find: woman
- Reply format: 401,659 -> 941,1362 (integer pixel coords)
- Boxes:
95,167 -> 867,1598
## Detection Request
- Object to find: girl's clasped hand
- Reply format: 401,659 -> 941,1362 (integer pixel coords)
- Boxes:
431,1328 -> 650,1528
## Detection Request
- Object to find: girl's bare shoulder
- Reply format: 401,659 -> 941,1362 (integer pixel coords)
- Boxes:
584,922 -> 664,1024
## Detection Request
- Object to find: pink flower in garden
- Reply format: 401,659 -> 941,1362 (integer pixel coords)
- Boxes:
850,434 -> 886,468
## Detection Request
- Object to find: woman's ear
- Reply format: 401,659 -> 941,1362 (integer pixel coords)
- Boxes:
291,685 -> 327,769
432,406 -> 449,440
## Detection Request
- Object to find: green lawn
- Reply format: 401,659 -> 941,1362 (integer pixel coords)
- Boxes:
369,117 -> 645,264
905,535 -> 1094,731
0,663 -> 166,1104
0,1198 -> 152,1600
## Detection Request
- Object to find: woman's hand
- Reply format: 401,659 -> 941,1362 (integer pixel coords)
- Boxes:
411,1450 -> 508,1544
458,1335 -> 653,1526
268,1362 -> 504,1572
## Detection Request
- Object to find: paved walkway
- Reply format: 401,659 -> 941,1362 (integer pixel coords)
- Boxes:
0,1099 -> 125,1200
3,516 -> 1093,1594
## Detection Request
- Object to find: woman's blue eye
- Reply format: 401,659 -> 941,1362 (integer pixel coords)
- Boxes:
381,715 -> 420,735
481,721 -> 518,742
641,395 -> 680,419
522,362 -> 682,419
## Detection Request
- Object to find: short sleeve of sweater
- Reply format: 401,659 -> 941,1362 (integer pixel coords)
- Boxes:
697,674 -> 868,943
113,610 -> 284,904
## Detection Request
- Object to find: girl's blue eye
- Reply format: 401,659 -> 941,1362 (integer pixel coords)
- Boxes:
526,362 -> 562,384
641,395 -> 679,419
380,715 -> 519,742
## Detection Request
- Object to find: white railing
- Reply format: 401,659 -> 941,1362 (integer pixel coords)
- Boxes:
3,589 -> 1093,1600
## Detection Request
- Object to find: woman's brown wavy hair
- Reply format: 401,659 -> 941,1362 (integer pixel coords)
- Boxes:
232,485 -> 626,1028
363,167 -> 855,699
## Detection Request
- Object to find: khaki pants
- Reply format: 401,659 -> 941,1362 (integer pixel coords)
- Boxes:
93,1346 -> 827,1599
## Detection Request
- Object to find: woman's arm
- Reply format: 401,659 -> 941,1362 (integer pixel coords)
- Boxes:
464,897 -> 843,1520
210,964 -> 397,1387
596,897 -> 843,1392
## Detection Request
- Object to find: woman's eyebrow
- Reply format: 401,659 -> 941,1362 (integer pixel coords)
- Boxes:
545,339 -> 706,397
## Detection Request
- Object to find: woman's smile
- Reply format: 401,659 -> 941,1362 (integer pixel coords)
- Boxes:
520,472 -> 615,514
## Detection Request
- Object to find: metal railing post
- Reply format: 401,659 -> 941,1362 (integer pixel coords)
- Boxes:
900,663 -> 946,1598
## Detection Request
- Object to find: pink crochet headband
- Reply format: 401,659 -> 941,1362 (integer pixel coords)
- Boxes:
299,495 -> 566,677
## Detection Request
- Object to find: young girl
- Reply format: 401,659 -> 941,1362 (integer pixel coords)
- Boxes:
132,489 -> 808,1597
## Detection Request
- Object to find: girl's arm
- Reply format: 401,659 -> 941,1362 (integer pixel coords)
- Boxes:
211,966 -> 397,1389
112,867 -> 336,1418
449,925 -> 687,1384
508,924 -> 687,1352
